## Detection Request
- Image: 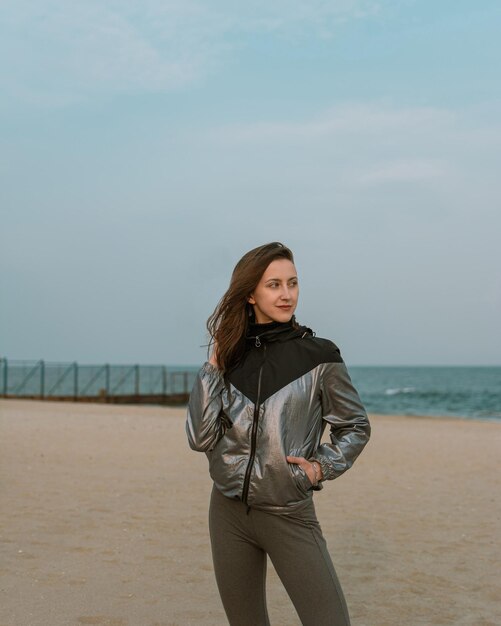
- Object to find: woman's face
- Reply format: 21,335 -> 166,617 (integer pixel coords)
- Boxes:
248,258 -> 299,324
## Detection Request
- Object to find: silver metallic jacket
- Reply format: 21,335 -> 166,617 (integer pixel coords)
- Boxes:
186,317 -> 371,514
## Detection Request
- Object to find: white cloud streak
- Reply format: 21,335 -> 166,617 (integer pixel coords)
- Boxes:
204,103 -> 458,185
211,103 -> 456,143
0,0 -> 382,104
359,159 -> 449,184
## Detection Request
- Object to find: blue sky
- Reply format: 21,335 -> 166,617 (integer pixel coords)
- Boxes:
1,1 -> 500,366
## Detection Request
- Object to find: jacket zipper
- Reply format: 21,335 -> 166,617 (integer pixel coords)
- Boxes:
241,340 -> 266,509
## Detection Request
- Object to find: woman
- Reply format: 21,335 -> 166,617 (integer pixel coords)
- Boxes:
186,241 -> 371,626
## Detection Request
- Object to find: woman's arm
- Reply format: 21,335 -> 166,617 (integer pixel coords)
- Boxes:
310,358 -> 371,482
185,358 -> 228,452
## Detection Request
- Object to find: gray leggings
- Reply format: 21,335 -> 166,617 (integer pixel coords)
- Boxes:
208,484 -> 351,626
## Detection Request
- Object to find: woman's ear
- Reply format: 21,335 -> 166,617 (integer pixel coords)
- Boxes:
247,294 -> 256,305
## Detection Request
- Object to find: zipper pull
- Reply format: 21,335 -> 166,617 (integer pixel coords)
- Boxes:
255,336 -> 261,347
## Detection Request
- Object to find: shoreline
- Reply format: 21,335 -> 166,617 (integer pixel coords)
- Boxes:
2,395 -> 500,423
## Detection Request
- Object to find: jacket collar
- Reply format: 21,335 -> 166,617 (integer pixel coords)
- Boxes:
245,314 -> 314,346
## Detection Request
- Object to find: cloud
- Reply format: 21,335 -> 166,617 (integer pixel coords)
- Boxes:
0,1 -> 221,103
210,103 -> 456,143
358,159 -> 449,184
213,0 -> 381,38
0,0 -> 382,105
196,101 -> 501,200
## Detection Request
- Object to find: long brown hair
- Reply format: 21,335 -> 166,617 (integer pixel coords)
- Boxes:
206,242 -> 300,374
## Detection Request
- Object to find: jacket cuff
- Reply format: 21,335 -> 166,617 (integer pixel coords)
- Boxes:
311,454 -> 337,481
307,457 -> 326,490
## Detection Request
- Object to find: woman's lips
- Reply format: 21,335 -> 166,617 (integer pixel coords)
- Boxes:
277,305 -> 292,309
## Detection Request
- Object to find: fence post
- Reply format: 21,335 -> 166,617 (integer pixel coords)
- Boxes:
162,366 -> 167,396
135,365 -> 140,395
40,360 -> 45,398
73,362 -> 78,400
105,364 -> 110,396
2,358 -> 7,396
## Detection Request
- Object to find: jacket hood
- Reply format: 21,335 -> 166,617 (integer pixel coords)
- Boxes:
245,314 -> 314,345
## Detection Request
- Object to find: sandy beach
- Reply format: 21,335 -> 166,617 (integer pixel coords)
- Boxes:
0,399 -> 499,626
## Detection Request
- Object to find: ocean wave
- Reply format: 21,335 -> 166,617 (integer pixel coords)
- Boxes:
384,387 -> 416,396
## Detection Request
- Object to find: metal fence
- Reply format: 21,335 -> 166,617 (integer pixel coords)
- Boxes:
0,358 -> 199,405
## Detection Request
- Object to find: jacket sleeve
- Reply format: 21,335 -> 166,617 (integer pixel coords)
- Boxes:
185,361 -> 228,452
311,356 -> 371,483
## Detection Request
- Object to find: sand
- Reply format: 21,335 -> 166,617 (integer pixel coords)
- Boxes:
0,398 -> 500,626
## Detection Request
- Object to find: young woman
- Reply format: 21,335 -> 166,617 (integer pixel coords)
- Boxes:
186,241 -> 371,626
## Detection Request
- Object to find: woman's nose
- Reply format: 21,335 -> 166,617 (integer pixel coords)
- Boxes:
280,286 -> 291,300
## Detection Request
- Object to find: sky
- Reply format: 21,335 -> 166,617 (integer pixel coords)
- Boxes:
1,0 -> 500,367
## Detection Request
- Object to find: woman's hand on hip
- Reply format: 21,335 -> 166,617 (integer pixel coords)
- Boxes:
286,455 -> 323,486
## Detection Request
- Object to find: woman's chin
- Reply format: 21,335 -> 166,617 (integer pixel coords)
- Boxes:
254,307 -> 296,324
272,309 -> 295,322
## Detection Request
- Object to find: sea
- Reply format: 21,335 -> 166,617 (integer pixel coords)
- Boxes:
188,365 -> 501,421
346,365 -> 501,422
188,364 -> 501,423
3,360 -> 500,423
